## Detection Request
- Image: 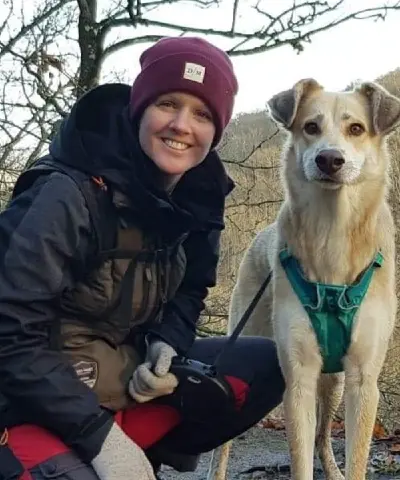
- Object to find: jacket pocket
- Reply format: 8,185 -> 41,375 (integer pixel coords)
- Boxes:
61,325 -> 140,411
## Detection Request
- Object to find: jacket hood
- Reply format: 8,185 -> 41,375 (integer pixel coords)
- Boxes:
49,83 -> 234,238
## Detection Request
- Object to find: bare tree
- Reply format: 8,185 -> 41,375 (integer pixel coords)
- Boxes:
2,0 -> 400,318
4,0 -> 400,425
2,0 -> 400,180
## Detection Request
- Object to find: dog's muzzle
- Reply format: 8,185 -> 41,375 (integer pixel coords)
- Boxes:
315,149 -> 345,176
312,148 -> 347,187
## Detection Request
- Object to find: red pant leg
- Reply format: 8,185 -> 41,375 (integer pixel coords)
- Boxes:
116,403 -> 181,449
8,425 -> 70,471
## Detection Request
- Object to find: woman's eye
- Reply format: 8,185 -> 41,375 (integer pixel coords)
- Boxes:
157,100 -> 176,109
196,110 -> 212,121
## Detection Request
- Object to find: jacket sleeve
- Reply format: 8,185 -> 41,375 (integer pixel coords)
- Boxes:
149,228 -> 221,354
0,172 -> 113,462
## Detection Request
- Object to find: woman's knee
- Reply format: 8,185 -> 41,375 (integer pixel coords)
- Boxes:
28,452 -> 99,479
233,336 -> 279,366
220,336 -> 283,382
188,335 -> 285,407
7,425 -> 98,479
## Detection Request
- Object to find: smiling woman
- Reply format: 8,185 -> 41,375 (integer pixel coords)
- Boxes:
0,35 -> 285,480
138,92 -> 216,189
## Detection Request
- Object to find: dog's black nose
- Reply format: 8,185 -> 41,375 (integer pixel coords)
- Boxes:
315,149 -> 345,175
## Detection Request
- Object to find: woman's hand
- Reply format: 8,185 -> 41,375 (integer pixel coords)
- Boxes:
128,340 -> 179,403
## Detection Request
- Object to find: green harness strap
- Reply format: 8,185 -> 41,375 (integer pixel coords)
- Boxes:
279,249 -> 383,373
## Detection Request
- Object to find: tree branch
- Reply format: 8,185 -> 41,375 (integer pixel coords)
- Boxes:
97,2 -> 400,58
223,129 -> 280,167
102,35 -> 163,61
0,2 -> 13,39
0,0 -> 74,61
231,0 -> 240,33
228,3 -> 400,55
76,0 -> 91,18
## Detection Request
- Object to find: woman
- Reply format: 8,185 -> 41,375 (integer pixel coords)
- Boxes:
0,37 -> 285,479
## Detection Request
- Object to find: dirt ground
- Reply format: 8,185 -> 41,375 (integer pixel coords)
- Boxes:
159,424 -> 400,479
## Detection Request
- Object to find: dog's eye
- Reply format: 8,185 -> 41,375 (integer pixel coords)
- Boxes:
349,123 -> 365,136
304,122 -> 320,135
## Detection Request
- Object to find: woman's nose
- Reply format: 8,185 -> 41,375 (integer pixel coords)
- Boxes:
169,109 -> 191,133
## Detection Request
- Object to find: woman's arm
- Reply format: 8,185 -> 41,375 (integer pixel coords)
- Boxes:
149,228 -> 221,355
0,171 -> 113,462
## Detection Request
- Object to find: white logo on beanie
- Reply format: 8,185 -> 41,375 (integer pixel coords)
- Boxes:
183,62 -> 205,83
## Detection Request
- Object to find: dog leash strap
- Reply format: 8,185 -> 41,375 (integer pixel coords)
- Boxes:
213,271 -> 272,369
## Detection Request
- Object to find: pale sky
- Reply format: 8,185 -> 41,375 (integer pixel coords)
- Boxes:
101,0 -> 400,116
2,0 -> 400,118
230,13 -> 400,114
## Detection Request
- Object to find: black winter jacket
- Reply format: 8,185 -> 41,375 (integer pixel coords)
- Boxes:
0,84 -> 234,462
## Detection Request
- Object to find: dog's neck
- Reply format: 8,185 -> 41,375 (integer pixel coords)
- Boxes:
281,174 -> 387,285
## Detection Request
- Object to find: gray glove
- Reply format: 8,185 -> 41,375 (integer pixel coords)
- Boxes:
91,422 -> 156,480
128,340 -> 179,403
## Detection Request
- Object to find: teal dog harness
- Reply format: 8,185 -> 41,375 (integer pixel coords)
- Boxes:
279,249 -> 383,373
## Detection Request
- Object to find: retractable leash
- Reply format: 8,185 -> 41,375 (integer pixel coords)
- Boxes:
167,272 -> 273,421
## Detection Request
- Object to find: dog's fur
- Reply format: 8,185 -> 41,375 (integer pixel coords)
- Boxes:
207,79 -> 400,480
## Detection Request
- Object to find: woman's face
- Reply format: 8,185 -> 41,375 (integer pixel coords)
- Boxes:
139,92 -> 216,186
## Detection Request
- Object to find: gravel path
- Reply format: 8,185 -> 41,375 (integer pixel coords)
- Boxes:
158,424 -> 400,479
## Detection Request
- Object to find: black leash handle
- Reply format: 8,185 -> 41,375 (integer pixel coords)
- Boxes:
213,271 -> 272,369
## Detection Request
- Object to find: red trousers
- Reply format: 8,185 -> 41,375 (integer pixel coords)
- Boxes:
7,375 -> 248,478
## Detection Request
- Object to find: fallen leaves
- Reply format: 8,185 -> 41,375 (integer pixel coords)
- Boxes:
389,443 -> 400,453
259,418 -> 285,430
255,417 -> 400,476
369,451 -> 400,475
372,420 -> 387,440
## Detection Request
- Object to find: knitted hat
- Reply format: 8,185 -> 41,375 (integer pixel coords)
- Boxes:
129,36 -> 238,146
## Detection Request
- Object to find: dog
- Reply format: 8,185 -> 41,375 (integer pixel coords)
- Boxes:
207,79 -> 400,480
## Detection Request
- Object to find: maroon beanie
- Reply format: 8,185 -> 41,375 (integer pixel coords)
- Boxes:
129,36 -> 238,146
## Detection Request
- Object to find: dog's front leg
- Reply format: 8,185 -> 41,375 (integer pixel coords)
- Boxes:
344,301 -> 394,480
282,364 -> 320,480
273,267 -> 323,479
276,323 -> 322,480
344,365 -> 380,480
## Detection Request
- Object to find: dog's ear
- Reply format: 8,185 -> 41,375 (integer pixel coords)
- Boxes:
357,82 -> 400,136
267,78 -> 322,129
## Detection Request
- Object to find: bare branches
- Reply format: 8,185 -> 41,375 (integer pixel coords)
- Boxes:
228,1 -> 400,55
231,0 -> 240,33
0,0 -> 79,183
2,0 -> 400,204
97,1 -> 400,59
102,35 -> 163,62
1,0 -> 400,425
0,1 -> 13,40
126,0 -> 139,24
223,129 -> 280,168
0,0 -> 74,61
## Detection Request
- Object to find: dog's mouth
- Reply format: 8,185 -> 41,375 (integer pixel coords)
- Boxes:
315,176 -> 343,189
318,177 -> 337,184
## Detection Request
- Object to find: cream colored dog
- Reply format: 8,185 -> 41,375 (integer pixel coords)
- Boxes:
208,79 -> 400,480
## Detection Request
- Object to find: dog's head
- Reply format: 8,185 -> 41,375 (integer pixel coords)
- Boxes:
267,79 -> 400,189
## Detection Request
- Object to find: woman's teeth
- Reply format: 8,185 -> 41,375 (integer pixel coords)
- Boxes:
163,139 -> 189,150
